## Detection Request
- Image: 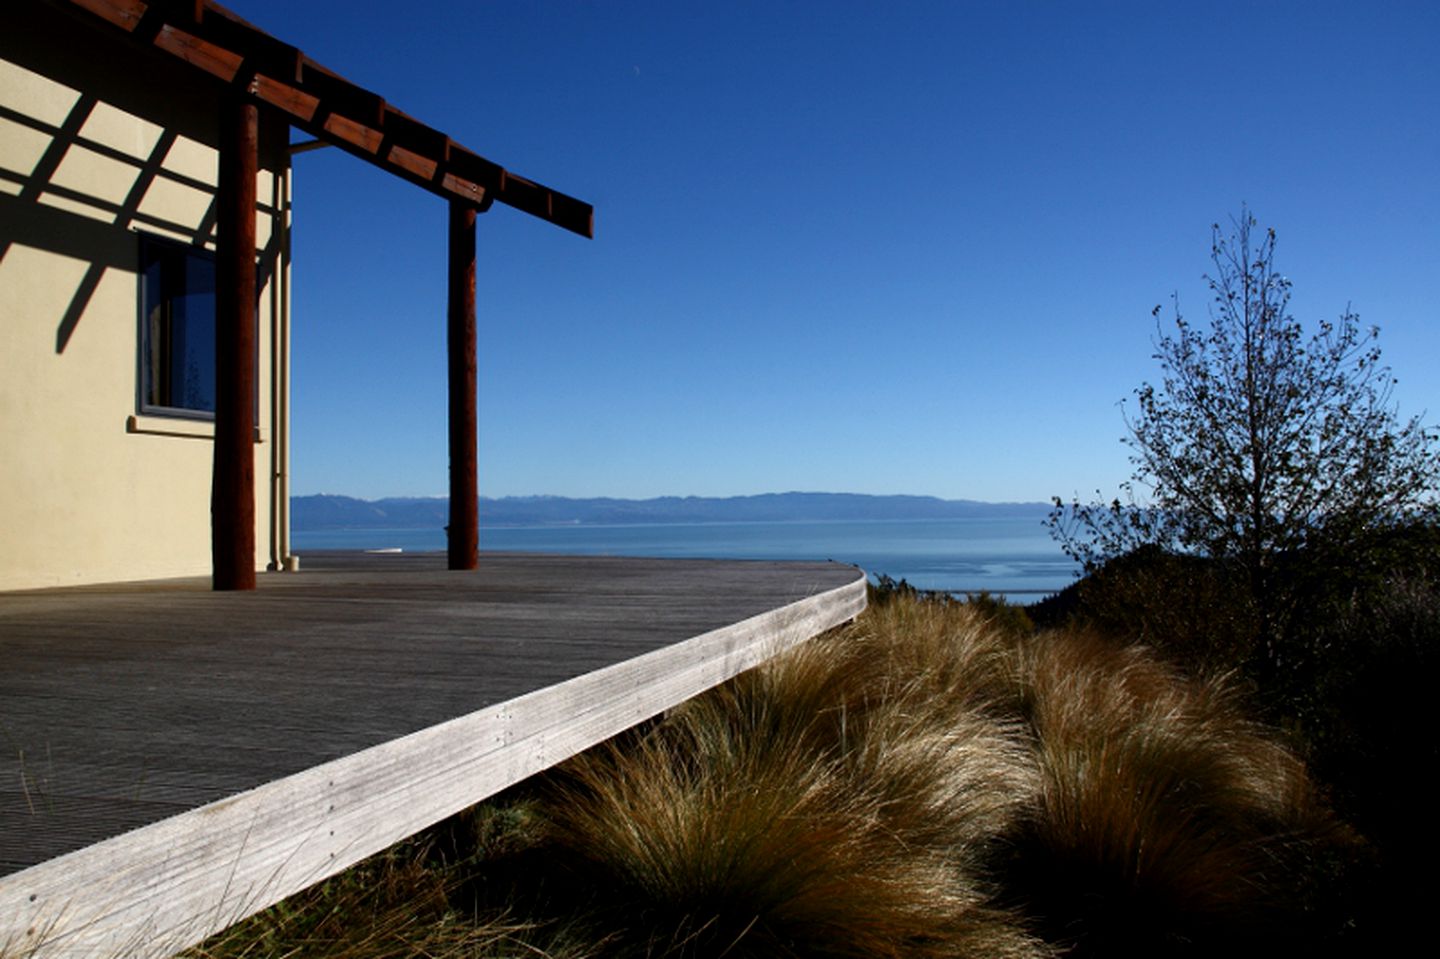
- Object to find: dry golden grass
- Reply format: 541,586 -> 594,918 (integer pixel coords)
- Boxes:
183,836 -> 596,959
531,601 -> 1050,958
1007,630 -> 1360,954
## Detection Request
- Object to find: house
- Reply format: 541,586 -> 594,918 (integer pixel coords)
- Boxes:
0,11 -> 876,955
0,0 -> 591,592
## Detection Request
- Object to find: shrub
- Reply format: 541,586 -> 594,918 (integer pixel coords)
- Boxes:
1027,545 -> 1258,679
1288,571 -> 1440,948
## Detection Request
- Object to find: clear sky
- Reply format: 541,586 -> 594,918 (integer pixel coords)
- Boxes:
227,0 -> 1439,504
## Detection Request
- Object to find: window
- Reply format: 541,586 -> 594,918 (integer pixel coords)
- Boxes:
139,234 -> 216,417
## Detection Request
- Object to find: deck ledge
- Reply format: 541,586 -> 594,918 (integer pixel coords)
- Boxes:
0,565 -> 865,958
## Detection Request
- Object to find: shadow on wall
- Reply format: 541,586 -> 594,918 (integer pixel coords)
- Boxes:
0,2 -> 283,357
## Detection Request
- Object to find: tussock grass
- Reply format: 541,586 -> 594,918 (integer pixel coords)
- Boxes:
183,836 -> 594,959
529,605 -> 1050,959
1007,630 -> 1360,954
187,593 -> 1362,958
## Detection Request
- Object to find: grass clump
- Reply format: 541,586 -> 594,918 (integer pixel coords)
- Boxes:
1005,631 -> 1360,955
183,834 -> 573,959
524,610 -> 1047,958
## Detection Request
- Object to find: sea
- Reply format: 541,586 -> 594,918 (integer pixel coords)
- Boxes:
291,514 -> 1080,602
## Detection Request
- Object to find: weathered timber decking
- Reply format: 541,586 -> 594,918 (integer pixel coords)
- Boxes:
0,552 -> 866,958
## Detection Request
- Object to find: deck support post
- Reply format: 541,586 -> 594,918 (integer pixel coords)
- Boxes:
213,94 -> 258,591
447,201 -> 479,570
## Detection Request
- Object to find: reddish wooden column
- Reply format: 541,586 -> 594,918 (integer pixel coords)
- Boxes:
212,95 -> 258,590
447,201 -> 479,570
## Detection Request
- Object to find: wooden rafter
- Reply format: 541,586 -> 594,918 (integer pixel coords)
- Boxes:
51,0 -> 595,237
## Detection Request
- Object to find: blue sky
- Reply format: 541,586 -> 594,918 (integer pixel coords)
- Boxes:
228,0 -> 1439,503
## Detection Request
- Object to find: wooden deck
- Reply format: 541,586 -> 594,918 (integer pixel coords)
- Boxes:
0,552 -> 866,958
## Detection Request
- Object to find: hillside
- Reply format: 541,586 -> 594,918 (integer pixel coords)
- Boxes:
290,492 -> 1048,530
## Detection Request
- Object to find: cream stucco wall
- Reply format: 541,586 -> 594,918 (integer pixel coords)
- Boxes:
0,19 -> 290,591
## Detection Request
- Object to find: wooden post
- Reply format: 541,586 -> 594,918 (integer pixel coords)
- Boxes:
213,94 -> 258,590
447,201 -> 478,570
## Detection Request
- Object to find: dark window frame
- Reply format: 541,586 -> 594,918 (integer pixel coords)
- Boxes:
136,232 -> 258,423
137,232 -> 216,420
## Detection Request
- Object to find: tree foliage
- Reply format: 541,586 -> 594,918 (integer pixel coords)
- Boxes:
1050,210 -> 1440,634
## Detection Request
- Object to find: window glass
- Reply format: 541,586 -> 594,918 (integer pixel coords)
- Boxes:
140,236 -> 216,416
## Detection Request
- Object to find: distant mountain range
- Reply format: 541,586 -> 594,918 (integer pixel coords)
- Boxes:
291,492 -> 1050,530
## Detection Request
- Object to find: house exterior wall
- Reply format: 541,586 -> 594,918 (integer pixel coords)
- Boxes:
0,8 -> 290,590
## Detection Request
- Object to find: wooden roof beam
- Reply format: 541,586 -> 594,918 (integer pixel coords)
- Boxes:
446,144 -> 504,211
85,1 -> 293,83
48,0 -> 594,237
180,2 -> 303,83
66,0 -> 147,32
493,171 -> 594,239
299,56 -> 387,129
150,21 -> 244,83
380,107 -> 449,183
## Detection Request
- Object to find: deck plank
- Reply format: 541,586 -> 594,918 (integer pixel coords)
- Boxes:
0,552 -> 865,957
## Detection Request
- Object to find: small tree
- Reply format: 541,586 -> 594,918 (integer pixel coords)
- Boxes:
1050,210 -> 1440,652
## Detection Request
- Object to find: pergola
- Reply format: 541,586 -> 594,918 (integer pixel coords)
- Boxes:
53,0 -> 594,589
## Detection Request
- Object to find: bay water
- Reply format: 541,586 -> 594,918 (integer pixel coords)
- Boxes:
292,514 -> 1079,601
